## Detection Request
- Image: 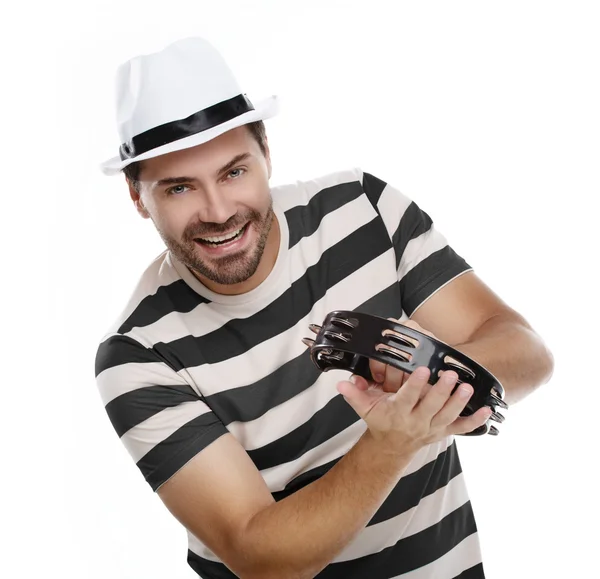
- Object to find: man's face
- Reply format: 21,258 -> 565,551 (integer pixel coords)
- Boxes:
130,126 -> 276,294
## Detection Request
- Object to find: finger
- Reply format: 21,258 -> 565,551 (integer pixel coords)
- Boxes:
416,370 -> 460,418
417,378 -> 432,401
350,374 -> 370,391
391,366 -> 431,410
337,380 -> 388,419
381,371 -> 410,393
369,358 -> 386,384
430,380 -> 475,428
447,406 -> 493,436
381,364 -> 409,393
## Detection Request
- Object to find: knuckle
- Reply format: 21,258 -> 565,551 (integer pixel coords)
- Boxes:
369,362 -> 385,382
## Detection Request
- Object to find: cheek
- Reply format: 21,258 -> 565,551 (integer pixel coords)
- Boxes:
153,211 -> 189,241
241,174 -> 270,204
252,186 -> 272,213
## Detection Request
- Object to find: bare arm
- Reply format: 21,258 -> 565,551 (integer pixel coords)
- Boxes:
450,312 -> 554,404
160,429 -> 413,579
408,271 -> 554,404
158,368 -> 489,579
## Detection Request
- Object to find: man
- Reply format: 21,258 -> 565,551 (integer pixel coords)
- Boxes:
95,37 -> 554,578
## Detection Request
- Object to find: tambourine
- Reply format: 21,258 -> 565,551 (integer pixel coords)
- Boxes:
302,310 -> 508,436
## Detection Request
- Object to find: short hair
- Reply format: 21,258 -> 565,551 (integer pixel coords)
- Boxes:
122,120 -> 268,191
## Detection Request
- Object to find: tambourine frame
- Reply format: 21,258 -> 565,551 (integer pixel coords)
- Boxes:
303,310 -> 508,436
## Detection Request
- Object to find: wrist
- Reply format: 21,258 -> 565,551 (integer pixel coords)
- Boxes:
359,429 -> 419,463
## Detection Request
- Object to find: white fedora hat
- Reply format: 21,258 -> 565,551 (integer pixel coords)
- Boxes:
100,36 -> 279,176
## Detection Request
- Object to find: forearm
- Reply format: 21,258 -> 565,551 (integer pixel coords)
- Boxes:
453,313 -> 554,405
237,430 -> 416,579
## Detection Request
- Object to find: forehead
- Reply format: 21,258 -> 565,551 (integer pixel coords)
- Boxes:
139,126 -> 258,182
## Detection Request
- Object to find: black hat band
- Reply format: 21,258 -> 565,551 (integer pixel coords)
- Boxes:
119,93 -> 255,161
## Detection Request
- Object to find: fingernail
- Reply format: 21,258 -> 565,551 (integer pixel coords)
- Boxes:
349,375 -> 357,384
459,386 -> 472,398
374,373 -> 384,383
415,367 -> 429,379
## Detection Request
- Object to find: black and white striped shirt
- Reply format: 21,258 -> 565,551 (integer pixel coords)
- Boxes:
95,167 -> 485,578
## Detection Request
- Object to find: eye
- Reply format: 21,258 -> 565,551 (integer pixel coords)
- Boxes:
167,184 -> 190,195
226,167 -> 246,180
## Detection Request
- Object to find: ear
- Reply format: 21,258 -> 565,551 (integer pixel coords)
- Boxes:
127,178 -> 150,219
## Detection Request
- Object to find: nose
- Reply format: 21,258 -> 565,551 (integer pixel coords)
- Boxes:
197,184 -> 236,224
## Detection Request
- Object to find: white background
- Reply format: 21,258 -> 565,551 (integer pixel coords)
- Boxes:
2,0 -> 598,577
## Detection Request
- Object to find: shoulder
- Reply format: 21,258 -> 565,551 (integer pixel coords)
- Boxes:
270,167 -> 367,211
95,249 -> 183,345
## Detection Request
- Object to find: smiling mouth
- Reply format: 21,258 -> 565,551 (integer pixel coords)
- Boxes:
194,223 -> 249,246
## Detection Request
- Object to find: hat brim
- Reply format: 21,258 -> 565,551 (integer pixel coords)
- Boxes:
99,94 -> 279,176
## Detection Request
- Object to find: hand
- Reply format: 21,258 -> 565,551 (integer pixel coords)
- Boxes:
337,366 -> 491,455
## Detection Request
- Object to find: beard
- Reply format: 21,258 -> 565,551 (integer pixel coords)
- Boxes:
158,199 -> 275,286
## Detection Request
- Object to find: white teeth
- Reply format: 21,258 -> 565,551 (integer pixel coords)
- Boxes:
199,225 -> 244,243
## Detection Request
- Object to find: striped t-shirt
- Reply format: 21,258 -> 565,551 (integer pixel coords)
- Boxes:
95,167 -> 485,578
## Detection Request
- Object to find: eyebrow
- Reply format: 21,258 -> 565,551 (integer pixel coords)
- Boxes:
154,152 -> 252,187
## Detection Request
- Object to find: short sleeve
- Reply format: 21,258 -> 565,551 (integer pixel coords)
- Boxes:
361,170 -> 473,317
94,333 -> 229,492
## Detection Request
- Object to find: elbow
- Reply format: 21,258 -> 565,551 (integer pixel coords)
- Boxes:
528,341 -> 555,400
526,329 -> 555,389
505,336 -> 555,406
539,342 -> 555,386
